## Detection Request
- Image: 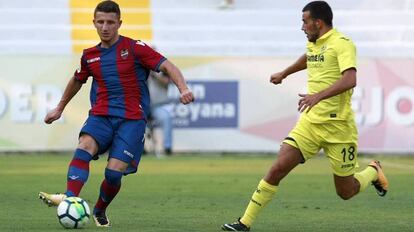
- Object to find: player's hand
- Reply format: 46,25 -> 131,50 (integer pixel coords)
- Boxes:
270,72 -> 286,85
180,89 -> 195,105
44,107 -> 63,124
298,93 -> 322,113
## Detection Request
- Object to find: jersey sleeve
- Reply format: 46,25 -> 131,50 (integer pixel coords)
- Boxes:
73,53 -> 90,83
336,37 -> 357,73
132,40 -> 166,72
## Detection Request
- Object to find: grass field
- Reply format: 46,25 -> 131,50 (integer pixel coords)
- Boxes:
0,153 -> 413,232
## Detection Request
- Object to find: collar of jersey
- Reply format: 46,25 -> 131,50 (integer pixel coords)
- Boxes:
97,35 -> 124,51
315,28 -> 336,45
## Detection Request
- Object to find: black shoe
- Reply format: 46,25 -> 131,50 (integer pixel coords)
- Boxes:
221,218 -> 250,231
165,148 -> 172,155
93,211 -> 111,227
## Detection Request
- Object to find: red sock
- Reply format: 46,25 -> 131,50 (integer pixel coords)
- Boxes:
94,168 -> 122,214
65,149 -> 92,197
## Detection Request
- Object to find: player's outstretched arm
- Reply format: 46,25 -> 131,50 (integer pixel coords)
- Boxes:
270,54 -> 307,85
44,76 -> 83,124
297,68 -> 356,113
159,60 -> 194,105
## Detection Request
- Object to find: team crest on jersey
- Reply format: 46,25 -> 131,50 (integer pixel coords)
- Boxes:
120,49 -> 129,59
320,45 -> 327,53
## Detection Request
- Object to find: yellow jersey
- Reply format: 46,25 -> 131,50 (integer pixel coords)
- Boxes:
304,28 -> 357,123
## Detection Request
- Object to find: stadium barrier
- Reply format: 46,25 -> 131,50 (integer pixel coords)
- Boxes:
0,56 -> 413,154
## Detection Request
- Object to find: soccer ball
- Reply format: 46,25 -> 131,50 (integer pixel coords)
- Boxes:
57,197 -> 90,229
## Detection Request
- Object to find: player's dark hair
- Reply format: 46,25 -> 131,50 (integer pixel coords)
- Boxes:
302,1 -> 333,27
94,0 -> 121,19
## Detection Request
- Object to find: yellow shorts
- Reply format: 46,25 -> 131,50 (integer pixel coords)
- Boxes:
283,116 -> 359,177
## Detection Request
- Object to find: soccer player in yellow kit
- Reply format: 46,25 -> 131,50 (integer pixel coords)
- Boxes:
222,1 -> 389,231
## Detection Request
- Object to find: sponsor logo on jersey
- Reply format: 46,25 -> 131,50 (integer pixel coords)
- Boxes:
307,54 -> 324,62
87,57 -> 101,64
120,49 -> 129,59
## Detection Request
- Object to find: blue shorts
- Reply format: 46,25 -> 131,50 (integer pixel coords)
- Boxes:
80,115 -> 146,175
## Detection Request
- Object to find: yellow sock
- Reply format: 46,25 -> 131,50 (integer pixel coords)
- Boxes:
354,166 -> 377,192
240,179 -> 278,227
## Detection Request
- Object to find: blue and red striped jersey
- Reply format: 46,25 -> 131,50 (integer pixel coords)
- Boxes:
74,36 -> 166,120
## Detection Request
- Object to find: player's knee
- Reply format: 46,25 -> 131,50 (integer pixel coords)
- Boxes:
273,161 -> 292,176
266,164 -> 287,185
104,168 -> 123,185
336,190 -> 354,200
78,134 -> 98,154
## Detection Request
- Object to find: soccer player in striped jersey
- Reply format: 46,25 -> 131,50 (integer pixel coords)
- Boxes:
222,1 -> 388,231
39,0 -> 194,227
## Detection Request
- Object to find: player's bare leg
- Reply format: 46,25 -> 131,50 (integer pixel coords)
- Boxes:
335,160 -> 388,200
334,175 -> 360,200
263,143 -> 304,185
222,143 -> 304,231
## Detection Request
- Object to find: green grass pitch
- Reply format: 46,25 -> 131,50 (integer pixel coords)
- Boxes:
0,153 -> 413,231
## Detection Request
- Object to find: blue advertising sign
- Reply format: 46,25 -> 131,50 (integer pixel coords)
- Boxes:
168,81 -> 238,128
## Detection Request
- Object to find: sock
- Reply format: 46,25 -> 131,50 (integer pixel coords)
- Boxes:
354,166 -> 378,192
94,168 -> 123,214
240,179 -> 278,227
65,149 -> 93,197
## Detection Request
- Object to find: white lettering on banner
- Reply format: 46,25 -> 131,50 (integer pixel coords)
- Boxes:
172,103 -> 236,122
11,85 -> 33,122
200,103 -> 235,119
0,84 -> 62,123
0,90 -> 7,117
168,84 -> 206,100
224,103 -> 236,117
353,86 -> 414,126
189,103 -> 201,121
192,84 -> 206,99
36,85 -> 62,122
167,81 -> 238,127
